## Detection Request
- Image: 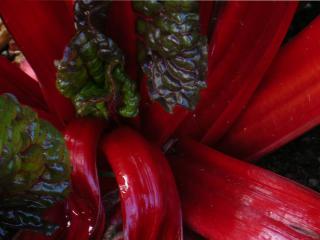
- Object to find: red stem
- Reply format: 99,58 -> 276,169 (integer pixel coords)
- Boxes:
176,2 -> 297,144
64,118 -> 107,240
170,138 -> 320,239
218,16 -> 320,161
101,127 -> 182,240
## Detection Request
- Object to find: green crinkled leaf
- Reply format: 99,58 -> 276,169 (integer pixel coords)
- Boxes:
56,0 -> 139,119
0,94 -> 71,238
134,0 -> 208,112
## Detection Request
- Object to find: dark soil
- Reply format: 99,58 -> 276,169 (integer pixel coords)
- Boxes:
257,126 -> 320,193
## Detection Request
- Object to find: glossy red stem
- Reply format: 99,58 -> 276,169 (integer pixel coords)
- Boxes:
64,118 -> 106,240
170,138 -> 320,240
101,127 -> 182,240
177,2 -> 297,144
218,16 -> 320,161
0,0 -> 76,124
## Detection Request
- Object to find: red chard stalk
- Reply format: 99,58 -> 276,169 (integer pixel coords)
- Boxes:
176,2 -> 297,144
218,16 -> 320,161
101,127 -> 183,240
64,118 -> 107,240
170,138 -> 320,239
1,1 -> 320,240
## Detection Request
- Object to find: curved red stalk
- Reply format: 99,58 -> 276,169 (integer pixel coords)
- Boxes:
170,138 -> 320,240
149,144 -> 183,240
0,57 -> 47,110
176,2 -> 297,144
64,118 -> 106,240
218,16 -> 320,161
101,127 -> 182,240
0,0 -> 76,124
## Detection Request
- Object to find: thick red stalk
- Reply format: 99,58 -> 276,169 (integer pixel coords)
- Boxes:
177,2 -> 297,144
64,118 -> 106,240
0,0 -> 75,124
218,16 -> 320,161
149,144 -> 183,240
101,127 -> 182,240
0,57 -> 46,110
170,138 -> 320,240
